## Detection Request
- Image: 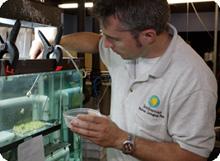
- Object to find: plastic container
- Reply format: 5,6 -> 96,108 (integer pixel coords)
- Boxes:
63,108 -> 100,128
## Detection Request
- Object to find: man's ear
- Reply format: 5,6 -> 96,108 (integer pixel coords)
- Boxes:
139,29 -> 157,44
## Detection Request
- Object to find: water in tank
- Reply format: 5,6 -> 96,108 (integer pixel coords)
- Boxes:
0,68 -> 83,161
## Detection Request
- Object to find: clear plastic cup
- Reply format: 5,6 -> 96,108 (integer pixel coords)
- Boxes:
63,108 -> 101,128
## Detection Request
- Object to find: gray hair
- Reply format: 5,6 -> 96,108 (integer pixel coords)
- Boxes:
93,0 -> 170,35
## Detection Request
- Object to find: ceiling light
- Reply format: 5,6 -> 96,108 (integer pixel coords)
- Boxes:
58,2 -> 93,9
58,3 -> 78,9
58,1 -> 220,9
85,2 -> 93,8
167,0 -> 220,7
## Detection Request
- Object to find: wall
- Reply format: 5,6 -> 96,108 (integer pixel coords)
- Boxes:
171,12 -> 220,32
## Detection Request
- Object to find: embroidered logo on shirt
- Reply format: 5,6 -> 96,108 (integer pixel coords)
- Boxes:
138,95 -> 164,118
148,95 -> 160,109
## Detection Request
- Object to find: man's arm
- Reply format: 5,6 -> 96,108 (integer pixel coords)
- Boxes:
61,32 -> 101,53
70,114 -> 207,161
127,135 -> 207,161
29,32 -> 101,59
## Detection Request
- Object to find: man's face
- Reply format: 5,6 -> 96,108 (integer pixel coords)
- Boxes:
101,16 -> 145,60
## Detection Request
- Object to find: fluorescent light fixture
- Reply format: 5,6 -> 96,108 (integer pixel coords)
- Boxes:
58,1 -> 220,9
58,3 -> 78,9
167,0 -> 220,7
85,2 -> 93,8
58,2 -> 93,9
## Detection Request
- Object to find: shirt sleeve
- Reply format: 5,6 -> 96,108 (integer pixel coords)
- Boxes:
168,90 -> 217,158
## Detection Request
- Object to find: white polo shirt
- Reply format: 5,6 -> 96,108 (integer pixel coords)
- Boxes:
99,24 -> 217,161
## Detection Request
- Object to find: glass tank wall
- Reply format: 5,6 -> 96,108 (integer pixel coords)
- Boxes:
0,69 -> 83,161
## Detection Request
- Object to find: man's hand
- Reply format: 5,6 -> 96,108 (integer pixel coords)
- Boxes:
29,40 -> 44,59
70,114 -> 127,149
70,114 -> 207,161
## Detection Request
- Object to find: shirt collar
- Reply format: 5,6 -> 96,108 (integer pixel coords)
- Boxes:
148,24 -> 178,78
122,24 -> 178,81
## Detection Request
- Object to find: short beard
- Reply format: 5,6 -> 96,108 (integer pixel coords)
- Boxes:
131,31 -> 142,48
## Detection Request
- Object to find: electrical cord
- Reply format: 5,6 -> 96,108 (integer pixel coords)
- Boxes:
190,2 -> 214,40
26,74 -> 41,97
26,45 -> 86,97
97,84 -> 109,109
56,44 -> 87,78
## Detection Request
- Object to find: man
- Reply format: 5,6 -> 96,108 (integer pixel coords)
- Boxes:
30,0 -> 217,161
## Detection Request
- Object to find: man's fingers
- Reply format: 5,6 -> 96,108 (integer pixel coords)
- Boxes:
37,52 -> 43,59
76,114 -> 107,124
71,118 -> 101,131
70,117 -> 107,139
29,40 -> 43,59
72,126 -> 99,138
